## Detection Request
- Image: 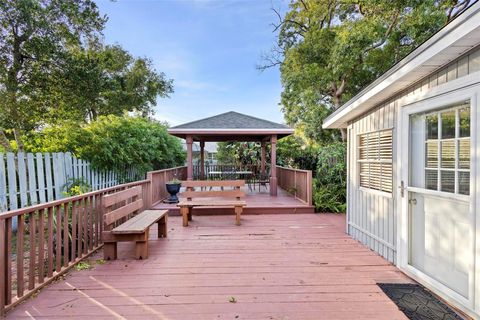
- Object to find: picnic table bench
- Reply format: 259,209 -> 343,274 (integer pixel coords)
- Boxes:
178,180 -> 246,226
102,186 -> 168,260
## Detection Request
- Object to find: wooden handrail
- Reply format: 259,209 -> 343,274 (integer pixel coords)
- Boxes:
0,180 -> 150,220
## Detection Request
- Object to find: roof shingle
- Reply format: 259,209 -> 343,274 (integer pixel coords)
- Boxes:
171,111 -> 290,129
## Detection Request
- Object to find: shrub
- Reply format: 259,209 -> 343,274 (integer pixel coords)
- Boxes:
62,178 -> 92,197
25,115 -> 185,175
314,142 -> 347,213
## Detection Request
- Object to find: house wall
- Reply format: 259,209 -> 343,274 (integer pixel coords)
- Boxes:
346,44 -> 480,263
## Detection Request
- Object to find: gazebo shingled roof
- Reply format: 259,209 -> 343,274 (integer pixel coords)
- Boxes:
168,111 -> 294,142
168,111 -> 294,196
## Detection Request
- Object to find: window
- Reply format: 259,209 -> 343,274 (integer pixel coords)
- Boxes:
358,129 -> 393,193
423,104 -> 470,195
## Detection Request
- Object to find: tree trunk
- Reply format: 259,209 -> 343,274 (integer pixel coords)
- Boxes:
331,81 -> 347,142
0,130 -> 12,152
14,128 -> 24,153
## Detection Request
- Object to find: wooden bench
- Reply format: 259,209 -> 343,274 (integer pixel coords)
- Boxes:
102,186 -> 168,260
178,180 -> 247,226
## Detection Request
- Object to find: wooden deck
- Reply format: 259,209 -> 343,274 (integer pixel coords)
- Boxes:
7,214 -> 412,319
154,186 -> 315,215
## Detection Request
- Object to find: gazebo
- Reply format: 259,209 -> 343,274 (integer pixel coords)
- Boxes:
168,111 -> 294,196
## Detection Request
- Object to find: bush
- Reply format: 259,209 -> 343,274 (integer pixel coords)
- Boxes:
62,178 -> 92,197
25,115 -> 185,175
277,135 -> 318,172
314,142 -> 347,213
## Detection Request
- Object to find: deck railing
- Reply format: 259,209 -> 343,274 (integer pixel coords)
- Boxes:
277,166 -> 313,206
0,179 -> 152,315
146,166 -> 187,205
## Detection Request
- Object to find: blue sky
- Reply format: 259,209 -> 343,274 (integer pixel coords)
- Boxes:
95,0 -> 286,126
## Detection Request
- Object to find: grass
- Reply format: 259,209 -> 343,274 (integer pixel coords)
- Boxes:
74,261 -> 92,271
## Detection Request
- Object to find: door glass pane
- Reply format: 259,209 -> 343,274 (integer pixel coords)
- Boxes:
426,114 -> 438,139
440,171 -> 455,193
441,111 -> 456,139
410,101 -> 470,195
458,139 -> 470,169
459,172 -> 470,195
425,170 -> 438,190
440,140 -> 455,168
425,141 -> 438,168
459,107 -> 470,138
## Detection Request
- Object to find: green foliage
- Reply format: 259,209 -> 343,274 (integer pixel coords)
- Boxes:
0,0 -> 106,150
216,142 -> 237,164
277,135 -> 318,172
314,142 -> 347,213
75,261 -> 92,271
267,1 -> 469,212
25,116 -> 185,175
216,142 -> 270,166
272,0 -> 462,142
0,1 -> 173,152
45,44 -> 173,124
62,178 -> 92,197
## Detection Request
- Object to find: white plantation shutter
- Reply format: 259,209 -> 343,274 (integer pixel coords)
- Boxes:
358,129 -> 393,193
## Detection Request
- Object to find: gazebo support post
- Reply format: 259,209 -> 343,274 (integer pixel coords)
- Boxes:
186,135 -> 193,180
270,135 -> 277,196
260,142 -> 266,178
200,141 -> 205,180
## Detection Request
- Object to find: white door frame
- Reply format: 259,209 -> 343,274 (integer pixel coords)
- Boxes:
396,82 -> 480,316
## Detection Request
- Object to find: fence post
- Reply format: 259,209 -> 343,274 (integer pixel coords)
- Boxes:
146,171 -> 153,208
307,170 -> 313,206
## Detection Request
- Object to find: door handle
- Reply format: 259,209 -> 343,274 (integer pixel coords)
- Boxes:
409,198 -> 417,205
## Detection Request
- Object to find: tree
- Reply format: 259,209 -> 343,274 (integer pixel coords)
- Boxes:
0,0 -> 106,151
216,142 -> 271,167
45,44 -> 173,124
265,0 -> 475,142
24,116 -> 185,175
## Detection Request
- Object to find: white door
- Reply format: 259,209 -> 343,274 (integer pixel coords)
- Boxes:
401,98 -> 475,305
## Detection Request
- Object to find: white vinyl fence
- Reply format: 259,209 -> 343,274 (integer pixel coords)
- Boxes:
0,152 -> 141,215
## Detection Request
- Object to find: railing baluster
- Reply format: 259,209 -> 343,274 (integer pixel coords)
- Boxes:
77,199 -> 83,258
83,198 -> 88,254
28,211 -> 36,290
47,207 -> 53,277
71,201 -> 76,261
63,203 -> 69,266
89,196 -> 94,250
38,210 -> 45,284
5,217 -> 12,305
55,205 -> 61,273
16,214 -> 25,297
94,196 -> 99,247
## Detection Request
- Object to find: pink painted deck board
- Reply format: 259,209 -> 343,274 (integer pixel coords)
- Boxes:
7,214 -> 411,319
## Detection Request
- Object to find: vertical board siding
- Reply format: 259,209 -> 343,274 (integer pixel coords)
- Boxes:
347,44 -> 480,264
0,152 -> 142,216
348,101 -> 396,263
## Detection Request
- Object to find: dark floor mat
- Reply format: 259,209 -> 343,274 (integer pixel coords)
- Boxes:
378,283 -> 464,320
